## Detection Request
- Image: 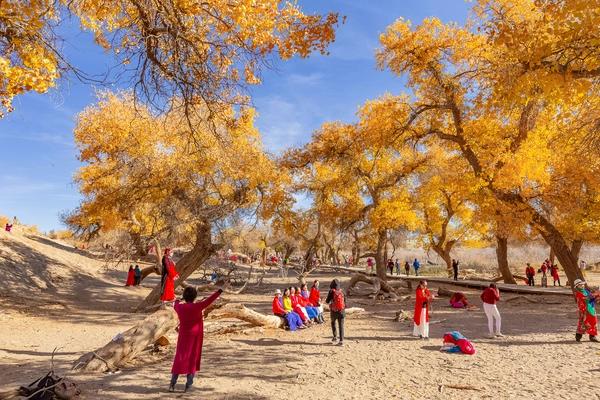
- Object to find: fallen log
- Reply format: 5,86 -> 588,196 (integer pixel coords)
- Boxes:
72,308 -> 178,373
209,303 -> 284,329
505,295 -> 540,304
437,287 -> 457,298
345,273 -> 399,300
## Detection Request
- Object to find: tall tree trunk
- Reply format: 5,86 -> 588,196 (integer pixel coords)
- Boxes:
571,239 -> 583,264
432,245 -> 452,277
532,212 -> 583,285
495,235 -> 516,284
375,229 -> 388,281
136,221 -> 220,311
549,247 -> 555,265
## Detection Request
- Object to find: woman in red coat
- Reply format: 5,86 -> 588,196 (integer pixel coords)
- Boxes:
161,248 -> 179,302
413,280 -> 433,339
170,286 -> 223,392
309,280 -> 321,306
125,265 -> 135,286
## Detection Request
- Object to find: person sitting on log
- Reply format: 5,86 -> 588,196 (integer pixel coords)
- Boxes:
161,248 -> 180,303
309,280 -> 326,322
449,292 -> 469,308
125,265 -> 135,287
283,288 -> 309,325
290,286 -> 312,325
297,285 -> 323,323
272,289 -> 305,331
170,286 -> 223,392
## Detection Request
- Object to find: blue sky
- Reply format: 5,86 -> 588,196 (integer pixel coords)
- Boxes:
0,1 -> 470,231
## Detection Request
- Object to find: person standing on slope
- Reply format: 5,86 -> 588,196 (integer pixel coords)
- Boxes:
161,248 -> 180,303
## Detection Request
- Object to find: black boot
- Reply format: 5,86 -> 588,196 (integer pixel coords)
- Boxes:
576,333 -> 583,342
590,335 -> 599,342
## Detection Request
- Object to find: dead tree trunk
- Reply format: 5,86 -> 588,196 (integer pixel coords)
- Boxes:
495,235 -> 517,284
209,303 -> 284,329
73,308 -> 178,372
136,221 -> 220,311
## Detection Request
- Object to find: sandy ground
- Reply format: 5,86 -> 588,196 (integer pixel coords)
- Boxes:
1,229 -> 600,400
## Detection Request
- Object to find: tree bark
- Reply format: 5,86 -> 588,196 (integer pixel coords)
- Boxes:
136,221 -> 220,311
139,237 -> 162,282
375,229 -> 388,281
73,308 -> 178,372
549,247 -> 555,265
432,245 -> 452,277
571,239 -> 583,263
495,235 -> 517,284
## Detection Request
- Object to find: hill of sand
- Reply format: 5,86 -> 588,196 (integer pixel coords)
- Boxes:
1,228 -> 599,400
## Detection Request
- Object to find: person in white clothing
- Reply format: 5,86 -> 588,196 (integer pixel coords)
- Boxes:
480,283 -> 503,338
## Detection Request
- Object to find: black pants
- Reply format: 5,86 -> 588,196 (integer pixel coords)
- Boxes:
453,268 -> 458,281
170,373 -> 193,388
331,311 -> 345,341
405,268 -> 410,276
134,276 -> 141,285
527,276 -> 534,286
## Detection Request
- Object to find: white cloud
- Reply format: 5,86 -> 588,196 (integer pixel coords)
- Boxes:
0,131 -> 74,148
287,72 -> 324,86
254,96 -> 310,153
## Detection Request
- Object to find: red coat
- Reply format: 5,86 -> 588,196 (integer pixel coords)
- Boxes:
413,287 -> 431,325
290,295 -> 307,321
171,290 -> 222,375
526,266 -> 535,277
272,296 -> 286,315
161,256 -> 179,301
125,269 -> 135,286
551,266 -> 559,280
309,287 -> 321,306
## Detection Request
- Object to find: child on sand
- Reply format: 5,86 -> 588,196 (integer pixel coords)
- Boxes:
326,279 -> 346,345
170,286 -> 222,392
481,283 -> 503,338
